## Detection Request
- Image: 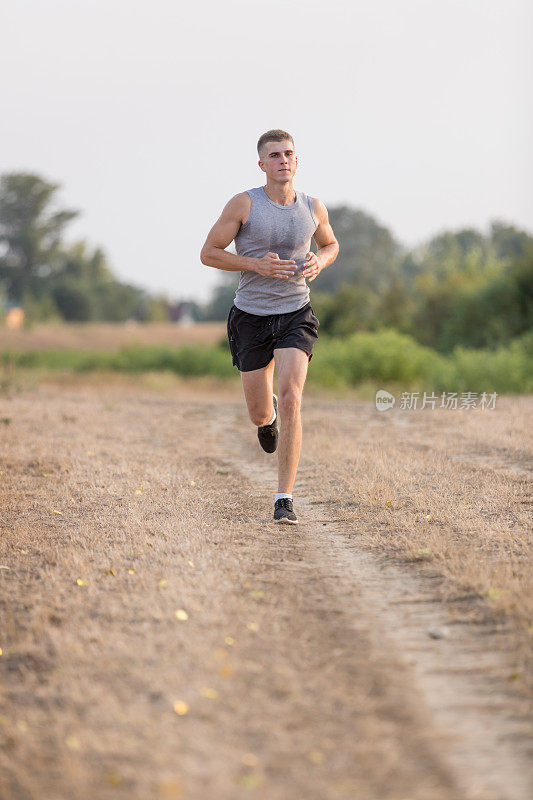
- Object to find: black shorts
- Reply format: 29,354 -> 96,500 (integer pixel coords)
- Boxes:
227,302 -> 320,372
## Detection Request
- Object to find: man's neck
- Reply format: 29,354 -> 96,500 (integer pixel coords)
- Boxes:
263,180 -> 296,206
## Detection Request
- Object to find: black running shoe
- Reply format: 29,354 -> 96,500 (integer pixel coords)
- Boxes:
257,394 -> 278,453
273,497 -> 298,524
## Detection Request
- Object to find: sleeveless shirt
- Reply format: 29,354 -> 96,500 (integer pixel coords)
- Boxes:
233,186 -> 318,315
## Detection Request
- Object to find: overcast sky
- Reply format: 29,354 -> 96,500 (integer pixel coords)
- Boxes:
2,0 -> 532,303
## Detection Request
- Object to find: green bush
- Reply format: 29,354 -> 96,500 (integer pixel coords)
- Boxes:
4,343 -> 235,379
445,330 -> 533,394
2,327 -> 532,394
310,329 -> 446,387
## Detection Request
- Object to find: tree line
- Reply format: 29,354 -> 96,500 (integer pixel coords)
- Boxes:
0,173 -> 171,323
1,172 -> 532,354
203,208 -> 533,354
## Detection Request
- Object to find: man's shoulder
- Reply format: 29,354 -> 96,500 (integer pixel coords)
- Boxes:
226,190 -> 251,205
308,196 -> 328,223
223,191 -> 252,223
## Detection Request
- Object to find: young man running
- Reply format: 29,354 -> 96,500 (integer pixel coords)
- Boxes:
200,129 -> 339,524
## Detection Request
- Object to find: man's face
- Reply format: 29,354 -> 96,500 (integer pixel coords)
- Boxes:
258,139 -> 297,182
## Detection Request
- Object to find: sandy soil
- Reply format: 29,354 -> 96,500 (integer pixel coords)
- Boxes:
1,375 -> 531,800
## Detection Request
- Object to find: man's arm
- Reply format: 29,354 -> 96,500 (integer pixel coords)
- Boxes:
300,198 -> 339,282
200,193 -> 255,272
200,194 -> 298,279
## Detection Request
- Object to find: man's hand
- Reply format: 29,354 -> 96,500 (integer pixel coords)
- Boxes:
300,252 -> 323,282
254,252 -> 297,279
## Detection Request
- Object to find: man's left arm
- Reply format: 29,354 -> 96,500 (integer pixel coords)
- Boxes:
300,198 -> 339,282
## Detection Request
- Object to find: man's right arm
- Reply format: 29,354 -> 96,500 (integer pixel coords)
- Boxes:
200,193 -> 297,278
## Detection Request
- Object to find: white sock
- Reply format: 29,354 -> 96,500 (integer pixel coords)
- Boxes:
275,492 -> 293,502
264,406 -> 276,426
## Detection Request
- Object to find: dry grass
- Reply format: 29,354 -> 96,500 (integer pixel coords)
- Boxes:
303,394 -> 533,633
0,321 -> 226,351
1,373 -> 531,799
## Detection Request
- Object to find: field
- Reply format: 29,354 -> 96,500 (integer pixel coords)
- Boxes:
1,363 -> 532,800
0,321 -> 227,351
3,322 -> 533,394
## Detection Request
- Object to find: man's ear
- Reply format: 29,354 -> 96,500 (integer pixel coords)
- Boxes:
258,159 -> 266,173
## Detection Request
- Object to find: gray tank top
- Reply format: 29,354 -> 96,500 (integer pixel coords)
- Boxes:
233,186 -> 317,315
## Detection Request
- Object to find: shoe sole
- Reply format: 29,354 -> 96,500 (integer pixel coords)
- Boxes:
273,517 -> 299,525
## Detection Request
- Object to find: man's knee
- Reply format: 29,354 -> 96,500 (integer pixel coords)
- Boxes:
247,399 -> 274,427
278,386 -> 302,418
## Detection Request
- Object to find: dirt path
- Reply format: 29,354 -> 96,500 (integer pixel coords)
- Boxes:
212,400 -> 532,800
1,378 -> 531,799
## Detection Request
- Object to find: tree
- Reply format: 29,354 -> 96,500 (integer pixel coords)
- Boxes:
51,279 -> 96,322
438,243 -> 533,351
311,283 -> 380,337
0,173 -> 79,301
375,275 -> 415,333
58,240 -> 114,283
317,206 -> 402,293
405,225 -> 533,351
490,220 -> 533,261
202,274 -> 239,321
0,171 -> 174,323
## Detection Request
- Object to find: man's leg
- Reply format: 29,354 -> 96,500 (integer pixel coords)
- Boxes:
240,358 -> 276,427
273,347 -> 309,493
